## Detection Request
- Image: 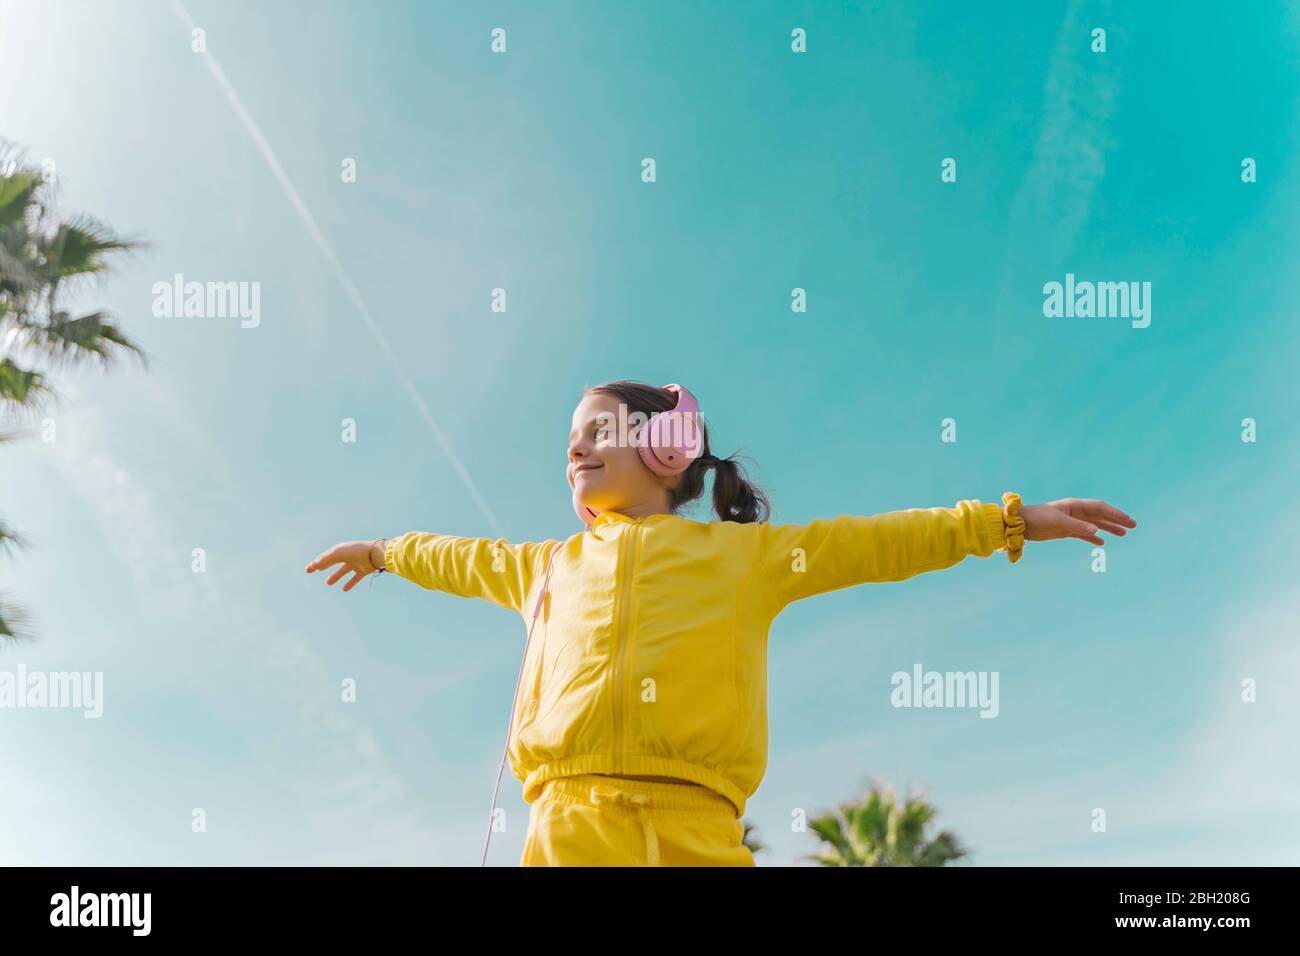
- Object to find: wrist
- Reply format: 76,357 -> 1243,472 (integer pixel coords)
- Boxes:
369,538 -> 387,571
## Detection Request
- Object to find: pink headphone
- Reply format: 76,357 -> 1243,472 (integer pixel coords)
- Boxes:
571,383 -> 704,527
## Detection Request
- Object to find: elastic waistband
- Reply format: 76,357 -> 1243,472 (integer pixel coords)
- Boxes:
536,774 -> 738,816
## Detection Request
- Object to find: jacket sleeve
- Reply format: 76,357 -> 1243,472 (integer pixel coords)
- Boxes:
383,532 -> 560,614
755,499 -> 1010,610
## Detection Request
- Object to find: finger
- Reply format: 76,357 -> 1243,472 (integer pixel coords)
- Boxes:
341,570 -> 365,592
1064,515 -> 1103,546
306,548 -> 340,573
1083,499 -> 1137,528
325,565 -> 351,586
1092,520 -> 1129,537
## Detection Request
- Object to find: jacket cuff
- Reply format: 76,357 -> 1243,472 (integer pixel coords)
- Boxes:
980,502 -> 1007,553
383,534 -> 405,575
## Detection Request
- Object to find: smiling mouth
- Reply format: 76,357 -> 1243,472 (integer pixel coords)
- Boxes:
573,465 -> 603,477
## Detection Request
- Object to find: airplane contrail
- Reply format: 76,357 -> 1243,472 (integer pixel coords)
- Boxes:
169,0 -> 505,538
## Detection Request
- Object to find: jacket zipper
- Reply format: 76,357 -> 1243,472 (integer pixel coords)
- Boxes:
611,523 -> 640,774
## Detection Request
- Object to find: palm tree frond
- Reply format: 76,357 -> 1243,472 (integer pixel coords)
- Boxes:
0,592 -> 33,643
0,520 -> 28,553
0,170 -> 42,230
30,311 -> 145,367
35,215 -> 145,282
0,357 -> 52,405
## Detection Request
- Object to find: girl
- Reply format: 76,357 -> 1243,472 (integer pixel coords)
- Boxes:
305,381 -> 1136,867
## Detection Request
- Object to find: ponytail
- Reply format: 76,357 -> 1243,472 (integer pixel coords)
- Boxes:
704,453 -> 770,524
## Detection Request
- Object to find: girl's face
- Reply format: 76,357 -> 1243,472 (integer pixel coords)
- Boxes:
567,392 -> 671,515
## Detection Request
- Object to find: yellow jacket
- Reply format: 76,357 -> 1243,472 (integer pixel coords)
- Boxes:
385,499 -> 1016,817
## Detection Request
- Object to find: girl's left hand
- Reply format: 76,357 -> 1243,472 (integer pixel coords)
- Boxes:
1022,499 -> 1137,547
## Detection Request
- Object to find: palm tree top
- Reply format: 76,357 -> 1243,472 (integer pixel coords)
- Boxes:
806,782 -> 970,867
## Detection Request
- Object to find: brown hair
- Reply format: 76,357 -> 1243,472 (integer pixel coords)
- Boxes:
584,380 -> 771,524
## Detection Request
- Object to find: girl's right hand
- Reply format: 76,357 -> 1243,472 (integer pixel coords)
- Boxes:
305,539 -> 386,592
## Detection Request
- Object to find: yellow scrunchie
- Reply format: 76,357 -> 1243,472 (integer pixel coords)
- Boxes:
1002,492 -> 1026,564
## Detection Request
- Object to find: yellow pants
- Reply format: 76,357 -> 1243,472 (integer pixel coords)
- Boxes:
520,774 -> 755,867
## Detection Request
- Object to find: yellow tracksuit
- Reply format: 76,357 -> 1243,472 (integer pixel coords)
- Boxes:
385,498 -> 1017,866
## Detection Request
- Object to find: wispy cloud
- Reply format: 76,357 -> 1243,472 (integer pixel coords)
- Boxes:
20,392 -> 470,863
167,0 -> 505,538
994,0 -> 1123,322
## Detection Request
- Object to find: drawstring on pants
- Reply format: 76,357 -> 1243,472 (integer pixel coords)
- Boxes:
589,783 -> 661,866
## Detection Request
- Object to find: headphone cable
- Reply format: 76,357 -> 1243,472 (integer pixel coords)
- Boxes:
480,544 -> 559,866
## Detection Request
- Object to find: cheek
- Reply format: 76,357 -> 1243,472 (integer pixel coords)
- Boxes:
602,445 -> 644,484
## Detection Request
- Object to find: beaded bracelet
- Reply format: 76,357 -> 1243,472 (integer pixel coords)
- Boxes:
1001,492 -> 1026,564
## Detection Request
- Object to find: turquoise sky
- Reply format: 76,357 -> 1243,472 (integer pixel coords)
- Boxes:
2,0 -> 1297,865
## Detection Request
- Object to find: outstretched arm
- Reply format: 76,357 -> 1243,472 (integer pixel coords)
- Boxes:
756,495 -> 1136,610
306,533 -> 560,613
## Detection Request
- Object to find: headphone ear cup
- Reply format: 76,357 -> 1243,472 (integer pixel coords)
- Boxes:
638,411 -> 699,475
637,415 -> 667,475
638,438 -> 675,475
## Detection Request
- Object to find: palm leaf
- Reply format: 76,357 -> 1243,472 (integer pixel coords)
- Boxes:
0,519 -> 27,553
0,526 -> 31,644
0,594 -> 32,642
35,215 -> 143,284
0,357 -> 51,405
740,819 -> 766,855
0,170 -> 41,229
27,311 -> 144,367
